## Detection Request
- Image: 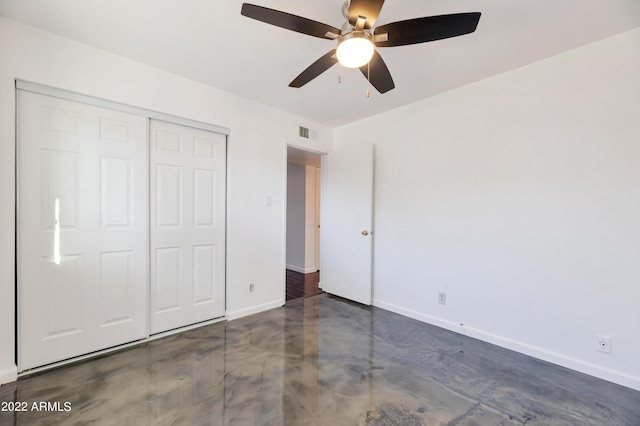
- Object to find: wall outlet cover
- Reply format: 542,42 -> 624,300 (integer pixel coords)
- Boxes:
596,335 -> 611,354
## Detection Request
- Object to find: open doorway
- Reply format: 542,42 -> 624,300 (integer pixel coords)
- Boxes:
285,146 -> 323,302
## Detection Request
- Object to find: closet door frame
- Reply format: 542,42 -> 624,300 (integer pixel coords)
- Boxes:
15,80 -> 229,373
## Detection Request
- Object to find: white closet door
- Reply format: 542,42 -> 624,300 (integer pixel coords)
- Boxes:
18,91 -> 148,371
150,120 -> 226,334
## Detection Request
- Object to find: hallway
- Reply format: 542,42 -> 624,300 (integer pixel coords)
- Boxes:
285,269 -> 321,301
1,294 -> 638,425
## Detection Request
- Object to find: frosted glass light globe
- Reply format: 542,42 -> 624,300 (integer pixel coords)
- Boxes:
337,36 -> 374,68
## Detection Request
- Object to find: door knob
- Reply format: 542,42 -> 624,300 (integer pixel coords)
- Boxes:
361,230 -> 369,236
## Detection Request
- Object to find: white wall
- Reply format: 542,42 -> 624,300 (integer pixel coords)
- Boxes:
303,165 -> 318,271
286,162 -> 306,271
286,163 -> 319,273
334,28 -> 640,390
0,17 -> 332,384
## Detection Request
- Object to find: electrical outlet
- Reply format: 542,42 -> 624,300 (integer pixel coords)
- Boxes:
438,291 -> 447,305
250,283 -> 255,292
596,335 -> 611,354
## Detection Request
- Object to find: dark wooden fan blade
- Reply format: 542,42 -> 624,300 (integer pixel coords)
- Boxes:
348,0 -> 385,29
241,3 -> 340,39
289,50 -> 338,88
359,50 -> 394,93
374,12 -> 481,47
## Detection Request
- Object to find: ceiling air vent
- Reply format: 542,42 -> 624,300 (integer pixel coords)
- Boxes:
299,126 -> 319,141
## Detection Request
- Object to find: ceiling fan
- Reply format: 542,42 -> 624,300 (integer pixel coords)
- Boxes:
241,0 -> 481,94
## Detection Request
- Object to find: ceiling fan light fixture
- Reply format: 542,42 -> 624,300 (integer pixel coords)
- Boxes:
240,3 -> 481,93
336,31 -> 374,68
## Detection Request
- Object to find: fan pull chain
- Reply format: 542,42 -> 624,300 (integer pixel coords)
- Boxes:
366,61 -> 371,97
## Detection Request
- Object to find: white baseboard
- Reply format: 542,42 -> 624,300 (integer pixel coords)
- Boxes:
0,366 -> 18,386
285,264 -> 318,274
373,299 -> 640,392
226,299 -> 284,321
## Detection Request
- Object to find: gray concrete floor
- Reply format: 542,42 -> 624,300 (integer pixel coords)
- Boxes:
1,293 -> 638,425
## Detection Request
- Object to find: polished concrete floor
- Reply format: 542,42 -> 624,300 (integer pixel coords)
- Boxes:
1,294 -> 639,425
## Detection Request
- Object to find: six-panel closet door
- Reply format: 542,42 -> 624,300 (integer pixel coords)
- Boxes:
149,120 -> 226,334
18,89 -> 228,371
18,90 -> 149,370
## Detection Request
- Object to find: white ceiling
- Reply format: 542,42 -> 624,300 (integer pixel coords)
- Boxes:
1,0 -> 639,127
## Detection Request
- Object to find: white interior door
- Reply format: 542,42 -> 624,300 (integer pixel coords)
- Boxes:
321,142 -> 373,305
18,90 -> 148,371
150,120 -> 226,334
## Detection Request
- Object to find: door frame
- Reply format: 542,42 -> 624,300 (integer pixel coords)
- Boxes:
283,142 -> 327,300
282,140 -> 376,304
